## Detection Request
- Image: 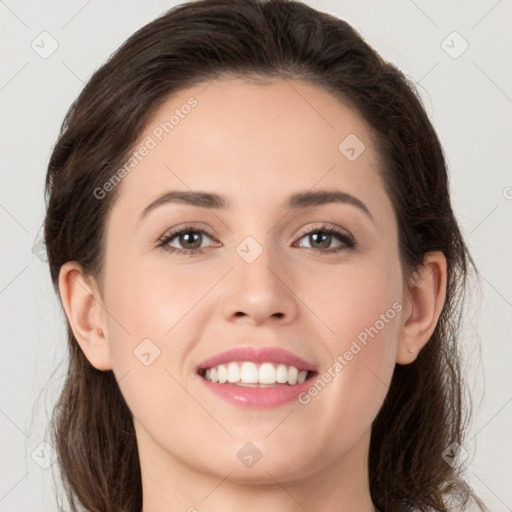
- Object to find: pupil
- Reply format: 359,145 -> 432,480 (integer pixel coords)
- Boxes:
181,231 -> 201,249
311,232 -> 330,249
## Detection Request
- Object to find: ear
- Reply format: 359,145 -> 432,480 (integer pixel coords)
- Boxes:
396,251 -> 447,365
58,261 -> 113,371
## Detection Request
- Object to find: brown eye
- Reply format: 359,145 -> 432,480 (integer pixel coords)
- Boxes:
295,225 -> 356,253
173,230 -> 204,250
158,226 -> 218,255
306,232 -> 334,249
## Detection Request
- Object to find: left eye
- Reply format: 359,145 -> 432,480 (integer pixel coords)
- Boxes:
295,228 -> 354,251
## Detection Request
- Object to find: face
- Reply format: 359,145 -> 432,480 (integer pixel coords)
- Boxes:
98,77 -> 405,485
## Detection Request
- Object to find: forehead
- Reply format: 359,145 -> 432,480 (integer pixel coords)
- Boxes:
109,77 -> 387,221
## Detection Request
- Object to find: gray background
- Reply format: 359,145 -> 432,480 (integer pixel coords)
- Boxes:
1,1 -> 511,510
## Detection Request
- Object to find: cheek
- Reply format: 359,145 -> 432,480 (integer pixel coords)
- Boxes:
99,258 -> 202,431
334,270 -> 401,361
100,253 -> 224,394
306,256 -> 402,415
102,251 -> 212,339
316,253 -> 402,349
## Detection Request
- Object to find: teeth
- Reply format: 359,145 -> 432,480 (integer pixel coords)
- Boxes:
218,364 -> 228,383
227,362 -> 240,383
201,361 -> 312,386
258,362 -> 275,384
276,364 -> 289,383
287,365 -> 298,385
297,370 -> 308,384
240,362 -> 259,383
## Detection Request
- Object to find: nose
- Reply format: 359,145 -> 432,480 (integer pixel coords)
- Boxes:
221,244 -> 299,326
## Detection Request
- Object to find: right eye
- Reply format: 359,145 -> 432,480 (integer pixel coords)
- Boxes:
157,225 -> 220,255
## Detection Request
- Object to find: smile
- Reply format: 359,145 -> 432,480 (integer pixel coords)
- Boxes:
198,361 -> 313,386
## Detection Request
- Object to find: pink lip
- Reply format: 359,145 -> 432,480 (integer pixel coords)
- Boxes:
196,346 -> 318,373
195,346 -> 319,409
198,375 -> 318,408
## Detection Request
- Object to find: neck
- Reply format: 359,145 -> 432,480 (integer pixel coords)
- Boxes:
137,424 -> 376,512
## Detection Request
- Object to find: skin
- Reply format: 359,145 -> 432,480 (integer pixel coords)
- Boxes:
59,77 -> 447,512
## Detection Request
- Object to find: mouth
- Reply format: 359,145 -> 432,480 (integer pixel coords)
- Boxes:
197,362 -> 318,387
195,346 -> 319,407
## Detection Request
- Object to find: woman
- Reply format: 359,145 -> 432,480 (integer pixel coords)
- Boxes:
43,0 -> 487,510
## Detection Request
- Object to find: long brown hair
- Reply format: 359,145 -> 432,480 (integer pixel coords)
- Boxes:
43,1 -> 486,510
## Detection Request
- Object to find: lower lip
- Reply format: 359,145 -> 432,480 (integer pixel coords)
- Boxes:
197,373 -> 317,408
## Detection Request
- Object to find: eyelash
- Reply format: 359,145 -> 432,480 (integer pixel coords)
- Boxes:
157,223 -> 356,257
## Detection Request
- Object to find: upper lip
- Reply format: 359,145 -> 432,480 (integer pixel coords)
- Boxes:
196,346 -> 318,373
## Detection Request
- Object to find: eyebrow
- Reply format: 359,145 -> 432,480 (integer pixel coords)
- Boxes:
139,189 -> 373,222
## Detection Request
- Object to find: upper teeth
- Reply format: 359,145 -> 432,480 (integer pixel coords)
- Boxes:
203,362 -> 309,385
